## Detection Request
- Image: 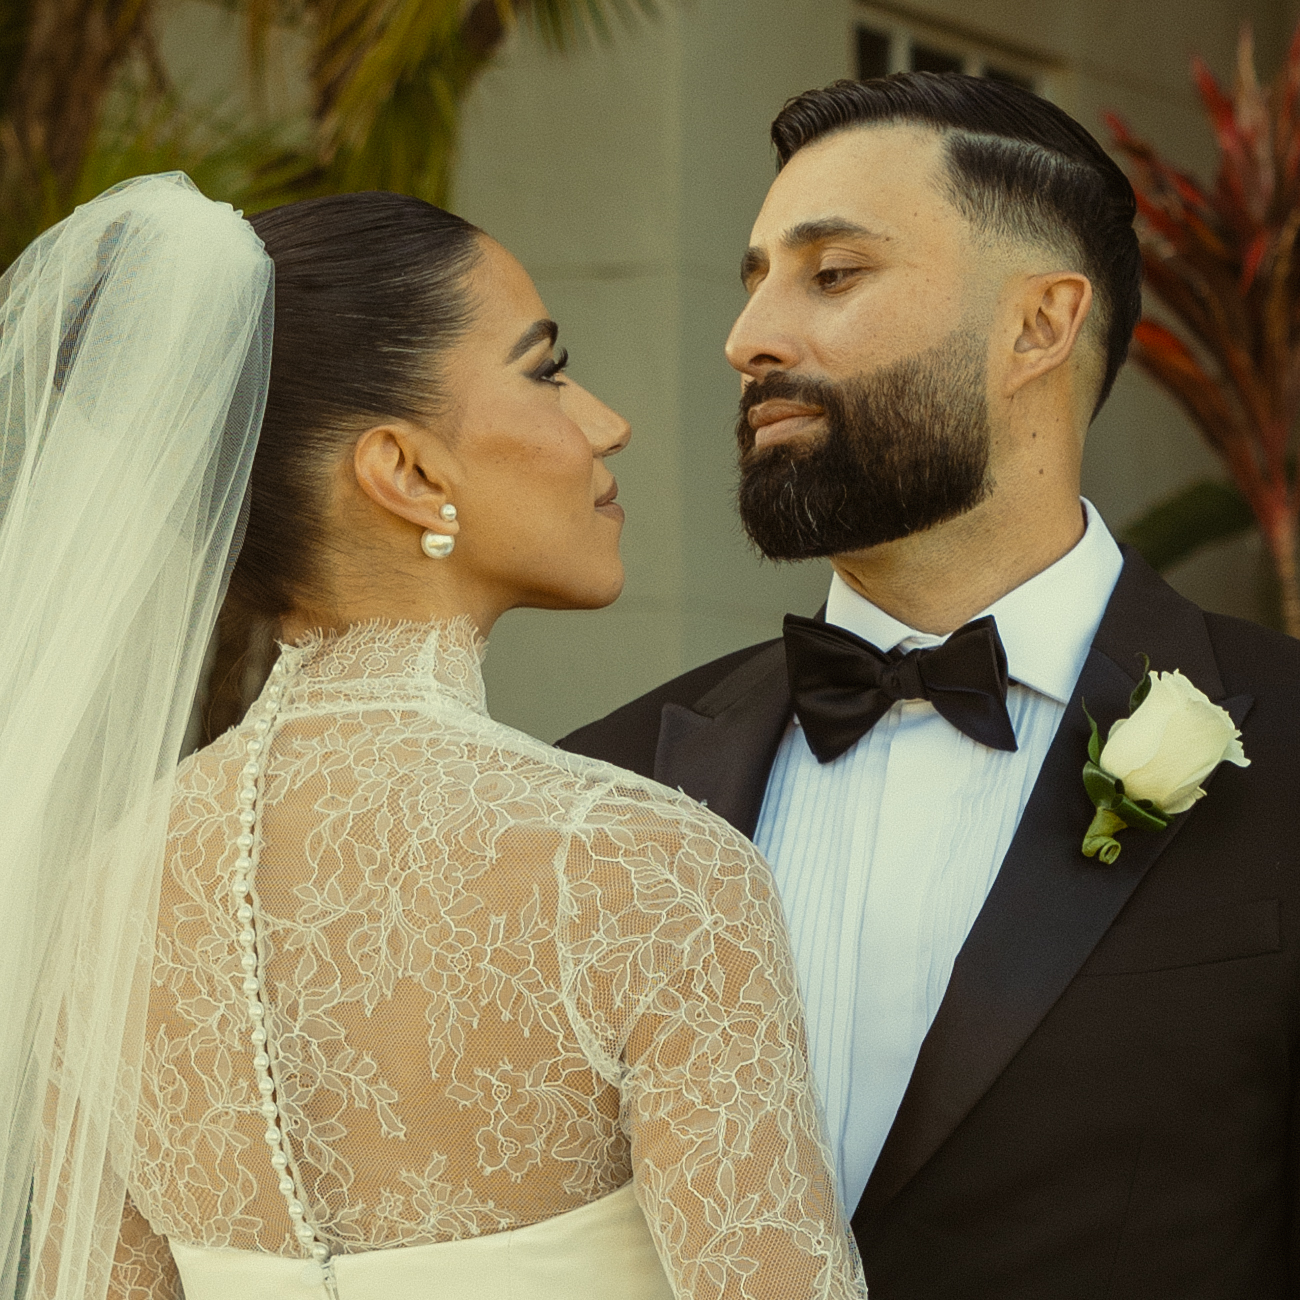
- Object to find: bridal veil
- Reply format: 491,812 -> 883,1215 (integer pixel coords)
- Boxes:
0,174 -> 273,1300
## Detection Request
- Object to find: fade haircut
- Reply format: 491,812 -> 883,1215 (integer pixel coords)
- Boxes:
771,73 -> 1141,416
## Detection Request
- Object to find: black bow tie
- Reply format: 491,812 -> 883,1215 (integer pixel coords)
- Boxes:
782,613 -> 1018,763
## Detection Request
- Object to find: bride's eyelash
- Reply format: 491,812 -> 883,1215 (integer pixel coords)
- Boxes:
533,347 -> 569,385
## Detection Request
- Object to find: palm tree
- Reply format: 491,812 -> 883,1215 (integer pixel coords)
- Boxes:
0,0 -> 655,269
243,0 -> 654,205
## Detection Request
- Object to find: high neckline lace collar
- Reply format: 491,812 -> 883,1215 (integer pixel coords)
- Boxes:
269,616 -> 488,717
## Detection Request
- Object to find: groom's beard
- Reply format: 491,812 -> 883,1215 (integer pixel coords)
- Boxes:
735,329 -> 994,561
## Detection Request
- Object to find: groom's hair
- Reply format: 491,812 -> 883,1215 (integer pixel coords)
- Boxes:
771,74 -> 1141,417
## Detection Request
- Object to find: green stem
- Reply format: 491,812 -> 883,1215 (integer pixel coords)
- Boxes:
1082,808 -> 1127,863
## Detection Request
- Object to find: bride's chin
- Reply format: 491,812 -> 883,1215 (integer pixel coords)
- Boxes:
528,565 -> 626,613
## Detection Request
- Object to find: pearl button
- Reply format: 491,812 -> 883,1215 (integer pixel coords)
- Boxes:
232,672 -> 328,1258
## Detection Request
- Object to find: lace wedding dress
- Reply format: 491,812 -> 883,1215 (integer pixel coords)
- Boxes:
113,618 -> 862,1299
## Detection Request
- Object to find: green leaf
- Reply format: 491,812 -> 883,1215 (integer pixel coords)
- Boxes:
1119,479 -> 1254,572
1129,653 -> 1152,712
1083,760 -> 1123,810
1114,794 -> 1168,832
1082,700 -> 1101,764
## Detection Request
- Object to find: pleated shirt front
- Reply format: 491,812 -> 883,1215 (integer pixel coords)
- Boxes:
753,499 -> 1124,1211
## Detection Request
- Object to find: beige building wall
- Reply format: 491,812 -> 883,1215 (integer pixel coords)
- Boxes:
455,0 -> 1294,741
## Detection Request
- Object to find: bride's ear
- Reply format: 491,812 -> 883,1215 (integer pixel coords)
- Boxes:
351,421 -> 460,538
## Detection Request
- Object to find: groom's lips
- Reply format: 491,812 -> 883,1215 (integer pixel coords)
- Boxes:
747,399 -> 825,448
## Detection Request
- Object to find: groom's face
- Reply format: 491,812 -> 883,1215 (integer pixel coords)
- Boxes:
725,125 -> 997,559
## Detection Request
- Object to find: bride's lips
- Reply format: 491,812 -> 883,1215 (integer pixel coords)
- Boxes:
748,398 -> 825,448
595,480 -> 624,523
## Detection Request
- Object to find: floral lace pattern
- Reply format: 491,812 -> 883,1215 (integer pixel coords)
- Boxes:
117,619 -> 862,1297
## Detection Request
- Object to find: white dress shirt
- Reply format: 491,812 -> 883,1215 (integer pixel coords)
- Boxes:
753,499 -> 1124,1211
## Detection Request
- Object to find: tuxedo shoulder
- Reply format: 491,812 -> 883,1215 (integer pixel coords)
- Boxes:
1203,610 -> 1300,690
557,638 -> 782,778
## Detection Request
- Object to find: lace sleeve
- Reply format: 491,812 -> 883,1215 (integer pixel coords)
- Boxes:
561,786 -> 865,1299
108,1193 -> 180,1300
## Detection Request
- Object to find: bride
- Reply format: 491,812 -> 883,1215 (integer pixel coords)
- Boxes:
0,176 -> 863,1300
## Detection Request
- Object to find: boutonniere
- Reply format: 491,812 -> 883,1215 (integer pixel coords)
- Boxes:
1082,657 -> 1249,863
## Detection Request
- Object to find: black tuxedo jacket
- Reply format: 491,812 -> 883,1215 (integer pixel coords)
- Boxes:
560,552 -> 1300,1299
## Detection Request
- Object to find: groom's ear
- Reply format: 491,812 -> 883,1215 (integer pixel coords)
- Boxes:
351,420 -> 460,535
1003,270 -> 1094,398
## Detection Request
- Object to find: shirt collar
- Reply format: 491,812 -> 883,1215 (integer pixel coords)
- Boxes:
823,498 -> 1123,706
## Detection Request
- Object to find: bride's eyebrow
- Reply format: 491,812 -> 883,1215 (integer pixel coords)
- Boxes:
506,318 -> 558,363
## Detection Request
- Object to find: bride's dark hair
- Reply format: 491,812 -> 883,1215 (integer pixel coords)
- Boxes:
202,191 -> 482,743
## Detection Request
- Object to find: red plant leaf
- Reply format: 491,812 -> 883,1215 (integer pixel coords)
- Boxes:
1107,22 -> 1300,530
1194,51 -> 1266,233
1131,321 -> 1264,503
1134,191 -> 1234,265
1192,55 -> 1238,147
1259,207 -> 1300,461
1241,229 -> 1270,291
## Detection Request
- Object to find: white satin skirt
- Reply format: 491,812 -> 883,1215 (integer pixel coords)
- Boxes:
168,1183 -> 675,1300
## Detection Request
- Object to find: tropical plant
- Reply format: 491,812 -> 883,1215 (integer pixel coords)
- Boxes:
1107,24 -> 1300,636
241,0 -> 656,204
0,0 -> 656,272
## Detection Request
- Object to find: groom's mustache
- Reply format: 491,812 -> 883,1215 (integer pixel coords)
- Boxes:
736,373 -> 838,457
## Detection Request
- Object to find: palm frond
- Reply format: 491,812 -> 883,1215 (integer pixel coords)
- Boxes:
524,0 -> 658,50
237,0 -> 660,207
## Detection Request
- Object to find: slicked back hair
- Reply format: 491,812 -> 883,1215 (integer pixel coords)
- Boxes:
771,74 -> 1141,416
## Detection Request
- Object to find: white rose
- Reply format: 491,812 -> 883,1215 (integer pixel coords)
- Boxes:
1099,669 -> 1249,815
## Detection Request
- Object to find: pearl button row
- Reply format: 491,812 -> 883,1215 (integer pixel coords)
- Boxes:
232,656 -> 339,1293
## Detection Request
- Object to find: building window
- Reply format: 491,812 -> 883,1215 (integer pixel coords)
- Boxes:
852,5 -> 1044,93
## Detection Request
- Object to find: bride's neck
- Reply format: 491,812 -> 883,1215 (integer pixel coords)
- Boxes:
281,543 -> 511,642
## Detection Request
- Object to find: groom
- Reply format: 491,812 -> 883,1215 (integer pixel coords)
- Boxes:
562,73 -> 1300,1298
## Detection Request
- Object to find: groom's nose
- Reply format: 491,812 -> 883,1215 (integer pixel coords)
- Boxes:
725,290 -> 804,380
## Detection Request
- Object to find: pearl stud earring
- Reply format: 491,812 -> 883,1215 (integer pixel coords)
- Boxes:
440,503 -> 457,522
421,530 -> 455,559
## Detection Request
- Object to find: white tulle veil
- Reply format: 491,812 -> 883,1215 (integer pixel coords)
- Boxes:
0,174 -> 273,1299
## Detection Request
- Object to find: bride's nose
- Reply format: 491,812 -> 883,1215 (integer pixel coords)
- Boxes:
560,381 -> 631,457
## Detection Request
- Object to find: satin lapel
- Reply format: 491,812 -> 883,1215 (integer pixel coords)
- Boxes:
857,551 -> 1252,1221
653,640 -> 790,839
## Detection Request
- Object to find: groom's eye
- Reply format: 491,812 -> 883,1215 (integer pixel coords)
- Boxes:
814,266 -> 864,290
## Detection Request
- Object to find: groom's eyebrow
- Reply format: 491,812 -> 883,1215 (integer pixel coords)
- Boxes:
783,218 -> 885,249
506,319 -> 558,363
740,219 -> 887,285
